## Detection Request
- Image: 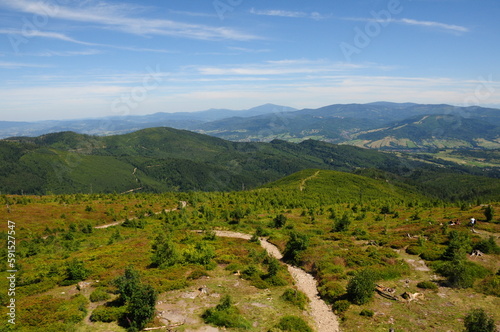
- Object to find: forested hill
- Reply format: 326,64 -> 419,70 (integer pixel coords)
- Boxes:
1,127 -> 499,201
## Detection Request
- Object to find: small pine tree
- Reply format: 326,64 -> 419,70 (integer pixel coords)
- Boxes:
484,205 -> 494,222
333,212 -> 351,232
273,214 -> 287,228
346,269 -> 376,305
464,308 -> 495,332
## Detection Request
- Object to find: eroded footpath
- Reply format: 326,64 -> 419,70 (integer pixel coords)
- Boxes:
214,230 -> 340,332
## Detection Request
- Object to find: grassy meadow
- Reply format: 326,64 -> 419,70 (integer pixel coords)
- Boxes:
1,169 -> 499,331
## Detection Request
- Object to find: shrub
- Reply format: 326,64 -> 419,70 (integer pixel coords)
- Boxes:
151,234 -> 180,268
283,232 -> 309,265
464,308 -> 495,332
332,300 -> 350,314
202,295 -> 251,329
474,236 -> 500,254
273,214 -> 287,228
441,230 -> 472,261
346,269 -> 376,305
416,281 -> 438,290
477,275 -> 500,297
273,315 -> 313,332
359,309 -> 374,317
333,212 -> 351,232
65,259 -> 89,283
183,242 -> 215,266
318,281 -> 345,303
437,260 -> 490,289
483,205 -> 494,222
90,305 -> 126,323
90,288 -> 111,302
281,288 -> 309,310
187,269 -> 209,280
125,283 -> 158,331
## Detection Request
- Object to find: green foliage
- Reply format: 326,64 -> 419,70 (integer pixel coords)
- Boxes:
318,281 -> 345,303
332,300 -> 351,315
273,214 -> 288,228
483,205 -> 495,222
202,295 -> 251,329
113,267 -> 157,331
90,305 -> 126,322
89,288 -> 111,302
474,236 -> 500,254
441,230 -> 472,261
283,231 -> 309,265
436,260 -> 490,289
417,281 -> 438,290
151,233 -> 180,268
359,309 -> 375,317
346,269 -> 376,305
272,315 -> 314,332
125,283 -> 158,331
183,242 -> 216,266
464,308 -> 496,332
477,275 -> 500,297
280,288 -> 309,310
65,258 -> 89,283
333,212 -> 351,232
114,267 -> 141,304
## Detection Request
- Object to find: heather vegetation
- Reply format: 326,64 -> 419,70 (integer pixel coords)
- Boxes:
0,167 -> 499,331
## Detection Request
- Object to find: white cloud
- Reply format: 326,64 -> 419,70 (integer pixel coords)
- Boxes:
0,0 -> 259,41
195,59 -> 388,76
29,49 -> 102,57
343,16 -> 468,33
397,18 -> 468,33
0,61 -> 51,68
250,8 -> 330,20
0,28 -> 97,45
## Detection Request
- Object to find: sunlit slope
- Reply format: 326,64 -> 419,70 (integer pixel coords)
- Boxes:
260,169 -> 422,202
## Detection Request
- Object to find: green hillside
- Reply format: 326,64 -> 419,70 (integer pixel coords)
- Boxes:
2,127 -> 500,201
350,114 -> 500,149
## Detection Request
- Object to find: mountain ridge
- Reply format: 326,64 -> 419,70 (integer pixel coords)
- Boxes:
1,127 -> 500,201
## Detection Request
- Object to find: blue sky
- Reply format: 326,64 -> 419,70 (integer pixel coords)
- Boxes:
0,0 -> 499,121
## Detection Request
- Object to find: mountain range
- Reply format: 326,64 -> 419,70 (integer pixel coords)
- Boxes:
2,102 -> 500,150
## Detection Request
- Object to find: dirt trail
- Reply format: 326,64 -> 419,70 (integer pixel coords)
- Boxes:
214,230 -> 339,332
299,170 -> 320,191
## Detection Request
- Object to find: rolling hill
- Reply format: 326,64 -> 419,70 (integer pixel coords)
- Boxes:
2,127 -> 500,201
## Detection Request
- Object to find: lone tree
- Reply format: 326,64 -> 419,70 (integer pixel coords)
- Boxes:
346,269 -> 376,305
333,212 -> 351,232
283,231 -> 309,265
483,205 -> 495,222
114,267 -> 157,332
273,214 -> 287,228
464,308 -> 495,332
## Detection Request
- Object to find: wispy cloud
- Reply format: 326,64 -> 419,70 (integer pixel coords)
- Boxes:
397,18 -> 468,33
0,0 -> 259,41
250,8 -> 330,20
0,28 -> 97,45
227,46 -> 271,53
343,16 -> 468,33
30,49 -> 103,57
0,61 -> 51,68
195,59 -> 381,76
168,10 -> 217,18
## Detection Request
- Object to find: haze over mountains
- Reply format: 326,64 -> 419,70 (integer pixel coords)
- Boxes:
3,102 -> 500,150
